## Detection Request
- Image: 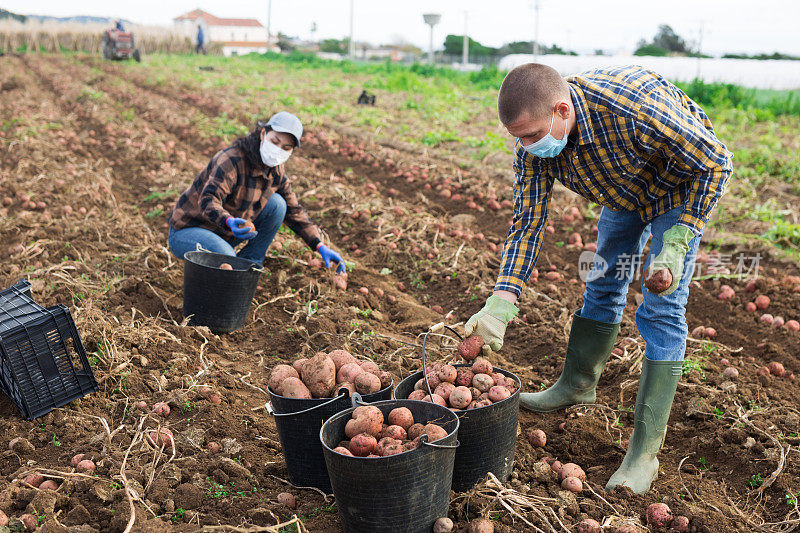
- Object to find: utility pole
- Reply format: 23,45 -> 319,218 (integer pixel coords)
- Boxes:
348,0 -> 355,59
532,0 -> 540,59
462,11 -> 469,66
266,0 -> 272,48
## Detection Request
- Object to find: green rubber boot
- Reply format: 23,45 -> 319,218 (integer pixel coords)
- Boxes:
520,311 -> 620,413
606,358 -> 682,494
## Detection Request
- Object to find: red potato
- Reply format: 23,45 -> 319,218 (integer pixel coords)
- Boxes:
723,367 -> 739,379
135,400 -> 148,411
376,436 -> 398,456
718,284 -> 735,301
291,358 -> 308,375
71,453 -> 85,467
407,423 -> 425,440
207,442 -> 221,453
379,425 -> 407,440
350,433 -> 378,456
360,360 -> 381,375
237,220 -> 256,233
333,275 -> 347,291
471,358 -> 493,375
490,373 -> 507,388
448,386 -> 472,410
470,387 -> 482,400
455,367 -> 474,387
467,518 -> 494,533
745,302 -> 757,312
761,313 -> 774,325
787,320 -> 800,332
433,517 -> 454,533
337,362 -> 364,384
472,398 -> 492,408
333,382 -> 356,396
457,335 -> 484,361
561,476 -> 583,493
488,386 -> 510,402
645,502 -> 673,528
219,263 -> 233,270
755,295 -> 770,310
354,372 -> 382,394
24,474 -> 44,487
437,364 -> 457,384
388,407 -> 414,430
434,382 -> 456,402
359,287 -> 369,295
269,364 -> 299,393
408,390 -> 426,401
423,423 -> 448,442
768,361 -> 786,377
774,316 -> 785,328
153,402 -> 170,417
0,510 -> 6,527
559,463 -> 586,482
704,327 -> 717,338
19,514 -> 37,531
671,516 -> 690,532
147,428 -> 174,448
527,429 -> 547,448
76,459 -> 96,474
39,479 -> 58,491
378,371 -> 393,389
333,446 -> 353,456
277,492 -> 296,509
745,279 -> 759,292
575,519 -> 601,533
644,268 -> 673,293
613,525 -> 640,533
472,373 -> 494,393
423,394 -> 447,407
301,352 -> 336,398
328,349 -> 357,371
757,366 -> 770,377
550,460 -> 563,474
281,377 -> 312,399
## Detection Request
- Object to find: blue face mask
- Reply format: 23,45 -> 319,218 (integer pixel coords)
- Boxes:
522,110 -> 568,158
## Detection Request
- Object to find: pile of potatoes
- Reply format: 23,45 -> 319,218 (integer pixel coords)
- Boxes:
269,349 -> 392,399
332,405 -> 448,457
407,358 -> 518,411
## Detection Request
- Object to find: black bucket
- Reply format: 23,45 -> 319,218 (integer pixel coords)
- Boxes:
394,364 -> 521,492
182,250 -> 262,334
320,396 -> 459,533
267,382 -> 393,492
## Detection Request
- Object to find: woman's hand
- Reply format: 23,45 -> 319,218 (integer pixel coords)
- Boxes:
317,245 -> 346,274
226,217 -> 257,239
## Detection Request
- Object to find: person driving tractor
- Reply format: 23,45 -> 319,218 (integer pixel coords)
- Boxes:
167,111 -> 346,273
466,64 -> 732,494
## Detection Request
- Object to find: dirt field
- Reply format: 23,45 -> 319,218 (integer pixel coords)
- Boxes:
1,53 -> 800,532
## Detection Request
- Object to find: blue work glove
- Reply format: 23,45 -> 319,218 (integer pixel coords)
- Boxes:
318,245 -> 346,274
225,217 -> 257,240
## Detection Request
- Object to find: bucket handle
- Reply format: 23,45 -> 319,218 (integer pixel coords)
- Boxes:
266,388 -> 350,418
421,324 -> 464,398
192,243 -> 264,273
418,433 -> 460,450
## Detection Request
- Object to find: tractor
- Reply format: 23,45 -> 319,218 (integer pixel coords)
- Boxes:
102,29 -> 141,62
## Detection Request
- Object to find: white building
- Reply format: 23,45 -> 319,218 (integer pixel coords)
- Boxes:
173,9 -> 273,56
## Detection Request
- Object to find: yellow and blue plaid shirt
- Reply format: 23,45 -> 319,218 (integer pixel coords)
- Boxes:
495,65 -> 733,296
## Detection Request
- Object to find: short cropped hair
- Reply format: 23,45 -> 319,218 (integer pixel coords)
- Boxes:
497,63 -> 569,125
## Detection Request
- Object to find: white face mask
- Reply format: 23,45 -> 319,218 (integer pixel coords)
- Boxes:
260,138 -> 291,167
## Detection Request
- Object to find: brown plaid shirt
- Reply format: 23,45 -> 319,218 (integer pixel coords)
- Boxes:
168,145 -> 322,250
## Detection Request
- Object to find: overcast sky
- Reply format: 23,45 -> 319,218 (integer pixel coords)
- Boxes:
5,0 -> 799,56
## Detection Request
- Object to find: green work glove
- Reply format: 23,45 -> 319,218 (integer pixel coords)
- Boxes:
465,295 -> 519,355
646,225 -> 695,297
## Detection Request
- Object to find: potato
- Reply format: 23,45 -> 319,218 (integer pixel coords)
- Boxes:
360,360 -> 381,375
333,382 -> 356,396
354,372 -> 381,394
458,335 -> 484,361
645,502 -> 673,528
473,398 -> 492,408
408,390 -> 426,401
768,361 -> 786,376
337,362 -> 364,384
559,463 -> 586,482
437,364 -> 457,384
219,263 -> 233,270
407,423 -> 425,440
449,386 -> 472,410
237,220 -> 256,233
723,367 -> 739,379
292,358 -> 308,374
39,479 -> 58,491
153,402 -> 170,417
378,371 -> 393,389
333,446 -> 353,456
434,382 -> 456,402
423,423 -> 448,442
471,357 -> 493,375
353,405 -> 384,425
550,460 -> 563,475
281,377 -> 312,399
388,407 -> 414,430
71,453 -> 85,467
403,440 -> 418,451
382,443 -> 404,456
269,364 -> 299,393
23,474 -> 44,487
423,394 -> 447,407
19,514 -> 37,531
433,517 -> 454,533
561,476 -> 583,493
302,352 -> 337,398
527,429 -> 547,447
467,518 -> 494,533
77,459 -> 96,474
671,516 -> 690,532
333,274 -> 347,291
472,373 -> 494,393
574,518 -> 601,533
455,367 -> 474,387
644,267 -> 672,293
379,425 -> 407,440
470,387 -> 482,400
328,349 -> 357,371
350,433 -> 378,456
488,385 -> 510,402
423,372 -> 442,390
755,294 -> 770,310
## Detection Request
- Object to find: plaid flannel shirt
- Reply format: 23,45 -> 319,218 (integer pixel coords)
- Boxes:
169,145 -> 322,250
496,65 -> 733,297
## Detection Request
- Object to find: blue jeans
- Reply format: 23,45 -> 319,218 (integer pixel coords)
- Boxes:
580,206 -> 702,361
168,193 -> 287,264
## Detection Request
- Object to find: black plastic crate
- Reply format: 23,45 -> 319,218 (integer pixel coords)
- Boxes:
0,282 -> 98,420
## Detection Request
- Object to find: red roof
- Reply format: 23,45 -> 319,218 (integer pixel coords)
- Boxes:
174,9 -> 263,28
